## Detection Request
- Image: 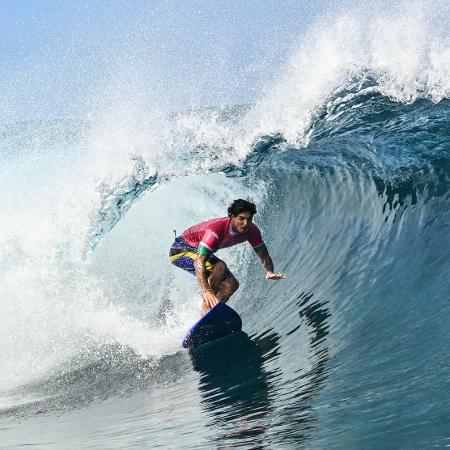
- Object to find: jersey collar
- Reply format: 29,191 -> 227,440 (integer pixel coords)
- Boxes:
228,220 -> 238,236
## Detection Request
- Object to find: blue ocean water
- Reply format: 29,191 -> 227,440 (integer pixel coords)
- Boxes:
1,6 -> 450,450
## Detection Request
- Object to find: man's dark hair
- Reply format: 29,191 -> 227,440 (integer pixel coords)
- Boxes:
227,199 -> 257,217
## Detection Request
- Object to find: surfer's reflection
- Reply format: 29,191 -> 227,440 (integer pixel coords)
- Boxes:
276,291 -> 331,445
190,330 -> 280,448
190,292 -> 331,447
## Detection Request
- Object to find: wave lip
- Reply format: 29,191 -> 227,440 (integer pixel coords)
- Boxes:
244,1 -> 450,148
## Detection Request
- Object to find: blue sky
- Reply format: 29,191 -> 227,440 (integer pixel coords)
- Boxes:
0,0 -> 339,121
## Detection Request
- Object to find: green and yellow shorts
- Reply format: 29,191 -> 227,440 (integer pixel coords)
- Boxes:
169,236 -> 228,276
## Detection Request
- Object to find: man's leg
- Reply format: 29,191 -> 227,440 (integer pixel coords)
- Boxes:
200,261 -> 239,315
213,273 -> 239,303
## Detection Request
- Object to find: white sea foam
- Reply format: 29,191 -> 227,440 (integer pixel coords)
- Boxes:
242,0 -> 450,148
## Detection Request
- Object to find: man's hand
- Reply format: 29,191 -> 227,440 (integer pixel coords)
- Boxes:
266,271 -> 287,280
257,252 -> 286,280
203,289 -> 220,308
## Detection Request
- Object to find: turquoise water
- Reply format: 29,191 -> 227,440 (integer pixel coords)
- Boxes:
1,5 -> 450,449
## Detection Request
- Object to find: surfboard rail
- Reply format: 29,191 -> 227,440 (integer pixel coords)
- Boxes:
182,302 -> 242,349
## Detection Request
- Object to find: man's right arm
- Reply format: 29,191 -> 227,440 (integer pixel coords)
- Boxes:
194,255 -> 220,308
194,255 -> 211,292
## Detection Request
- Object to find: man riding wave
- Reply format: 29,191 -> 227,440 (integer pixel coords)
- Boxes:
169,199 -> 286,315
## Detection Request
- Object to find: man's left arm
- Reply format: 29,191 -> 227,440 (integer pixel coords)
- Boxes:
255,245 -> 286,280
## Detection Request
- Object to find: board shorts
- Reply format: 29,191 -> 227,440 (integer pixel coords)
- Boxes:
169,236 -> 231,277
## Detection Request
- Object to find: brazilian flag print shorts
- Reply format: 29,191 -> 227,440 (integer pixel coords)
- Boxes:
169,236 -> 221,276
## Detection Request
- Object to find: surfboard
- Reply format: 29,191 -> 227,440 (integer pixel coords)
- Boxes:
182,302 -> 242,349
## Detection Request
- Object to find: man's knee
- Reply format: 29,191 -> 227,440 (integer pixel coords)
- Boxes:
214,260 -> 227,273
217,276 -> 239,302
228,276 -> 239,292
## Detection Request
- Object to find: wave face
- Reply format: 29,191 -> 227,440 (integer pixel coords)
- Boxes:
1,4 -> 450,449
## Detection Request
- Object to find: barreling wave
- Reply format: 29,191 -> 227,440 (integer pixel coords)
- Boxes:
87,84 -> 450,254
1,2 -> 450,448
85,1 -> 450,250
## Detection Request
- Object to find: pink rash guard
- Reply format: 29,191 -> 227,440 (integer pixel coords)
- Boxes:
181,217 -> 265,254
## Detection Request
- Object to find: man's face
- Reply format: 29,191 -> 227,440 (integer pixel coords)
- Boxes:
231,212 -> 253,234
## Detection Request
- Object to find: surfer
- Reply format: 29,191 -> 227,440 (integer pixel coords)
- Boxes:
169,199 -> 286,315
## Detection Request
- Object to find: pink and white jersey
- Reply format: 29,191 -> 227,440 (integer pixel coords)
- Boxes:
181,217 -> 264,253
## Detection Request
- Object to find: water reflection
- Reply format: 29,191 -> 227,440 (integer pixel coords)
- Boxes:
190,291 -> 331,448
190,331 -> 280,449
276,291 -> 331,446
